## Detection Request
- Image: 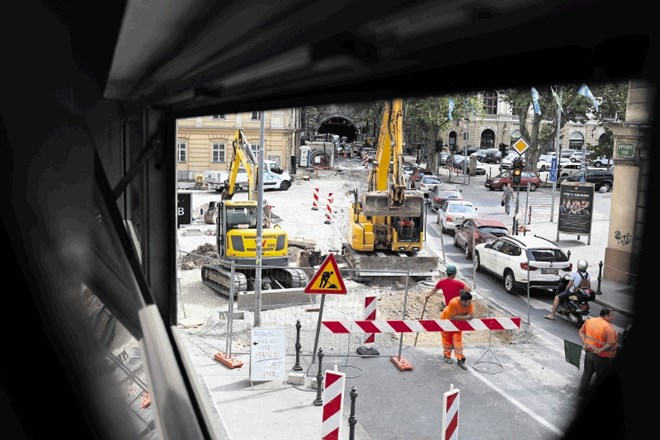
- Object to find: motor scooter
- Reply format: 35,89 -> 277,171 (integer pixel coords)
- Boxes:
555,274 -> 596,327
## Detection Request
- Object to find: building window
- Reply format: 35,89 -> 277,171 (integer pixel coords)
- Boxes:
212,142 -> 226,163
212,114 -> 226,120
480,129 -> 495,148
177,141 -> 187,163
251,144 -> 260,157
251,112 -> 261,120
482,91 -> 498,115
569,132 -> 585,149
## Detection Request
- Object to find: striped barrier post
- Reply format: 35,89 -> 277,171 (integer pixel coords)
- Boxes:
363,295 -> 377,344
441,384 -> 460,440
324,193 -> 333,224
322,317 -> 522,334
321,370 -> 346,440
312,187 -> 319,210
356,295 -> 379,356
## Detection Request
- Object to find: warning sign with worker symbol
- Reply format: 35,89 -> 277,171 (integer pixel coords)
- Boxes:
304,253 -> 347,294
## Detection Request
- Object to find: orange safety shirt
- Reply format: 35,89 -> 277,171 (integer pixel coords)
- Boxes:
441,296 -> 474,321
582,317 -> 618,359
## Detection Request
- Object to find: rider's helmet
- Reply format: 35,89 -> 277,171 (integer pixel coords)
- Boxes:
446,265 -> 457,275
577,259 -> 588,271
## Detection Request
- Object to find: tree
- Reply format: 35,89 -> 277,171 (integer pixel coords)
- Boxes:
500,81 -> 628,172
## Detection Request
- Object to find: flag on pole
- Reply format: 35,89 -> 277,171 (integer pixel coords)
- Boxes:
577,83 -> 599,112
531,87 -> 541,115
551,86 -> 562,111
448,99 -> 454,121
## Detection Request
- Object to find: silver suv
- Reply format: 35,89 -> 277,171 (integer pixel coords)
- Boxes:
474,235 -> 572,294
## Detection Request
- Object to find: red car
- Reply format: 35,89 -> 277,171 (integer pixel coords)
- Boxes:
453,217 -> 510,259
484,170 -> 541,191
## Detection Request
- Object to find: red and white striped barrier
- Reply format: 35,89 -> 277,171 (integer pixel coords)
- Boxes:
321,370 -> 346,440
441,384 -> 460,440
312,187 -> 319,210
363,295 -> 377,344
322,317 -> 521,334
324,192 -> 334,224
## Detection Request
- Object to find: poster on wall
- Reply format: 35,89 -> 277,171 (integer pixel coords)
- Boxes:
558,183 -> 594,235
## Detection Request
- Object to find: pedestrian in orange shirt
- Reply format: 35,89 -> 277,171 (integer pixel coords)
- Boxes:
578,307 -> 617,399
440,291 -> 474,370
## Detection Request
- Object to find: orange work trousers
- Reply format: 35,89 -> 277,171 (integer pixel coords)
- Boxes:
441,331 -> 465,360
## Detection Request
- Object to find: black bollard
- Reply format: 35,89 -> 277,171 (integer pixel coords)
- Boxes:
313,349 -> 324,406
596,260 -> 603,294
293,320 -> 303,371
348,386 -> 358,440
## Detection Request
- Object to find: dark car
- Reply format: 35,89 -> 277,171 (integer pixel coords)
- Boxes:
453,218 -> 510,259
481,148 -> 502,164
485,170 -> 541,191
429,183 -> 463,211
564,169 -> 614,191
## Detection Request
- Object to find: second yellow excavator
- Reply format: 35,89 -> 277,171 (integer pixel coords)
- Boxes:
201,129 -> 308,298
342,98 -> 439,281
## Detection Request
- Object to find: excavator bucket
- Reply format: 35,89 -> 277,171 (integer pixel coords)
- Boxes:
361,191 -> 425,217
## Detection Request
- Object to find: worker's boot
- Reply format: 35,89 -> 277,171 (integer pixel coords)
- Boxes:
443,355 -> 453,364
457,358 -> 467,370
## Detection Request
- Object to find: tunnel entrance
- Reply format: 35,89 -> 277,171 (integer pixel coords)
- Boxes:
317,115 -> 359,142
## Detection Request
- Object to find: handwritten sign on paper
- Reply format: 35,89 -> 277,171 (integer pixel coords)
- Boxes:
249,327 -> 286,381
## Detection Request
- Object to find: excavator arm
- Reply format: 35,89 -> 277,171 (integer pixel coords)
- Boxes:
221,129 -> 258,201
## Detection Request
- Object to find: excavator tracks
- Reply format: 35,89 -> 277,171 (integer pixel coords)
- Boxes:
201,262 -> 308,298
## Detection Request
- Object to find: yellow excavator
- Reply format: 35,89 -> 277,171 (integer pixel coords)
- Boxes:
201,129 -> 308,297
342,98 -> 439,281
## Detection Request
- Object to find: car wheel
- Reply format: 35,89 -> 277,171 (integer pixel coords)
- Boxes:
280,180 -> 291,191
474,252 -> 481,270
595,161 -> 602,167
529,183 -> 537,191
453,236 -> 459,248
464,245 -> 471,260
503,270 -> 516,294
600,182 -> 611,192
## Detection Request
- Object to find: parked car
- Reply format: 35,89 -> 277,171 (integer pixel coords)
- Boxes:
590,156 -> 614,168
408,168 -> 433,188
473,235 -> 572,294
569,150 -> 593,163
500,151 -> 527,169
466,160 -> 487,175
453,218 -> 510,260
436,200 -> 478,234
564,169 -> 615,191
536,154 -> 570,172
484,170 -> 541,191
557,162 -> 585,179
417,175 -> 443,198
446,154 -> 467,170
439,151 -> 451,166
428,183 -> 463,211
481,148 -> 502,164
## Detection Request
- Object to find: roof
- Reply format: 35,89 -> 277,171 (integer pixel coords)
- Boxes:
470,218 -> 508,228
501,235 -> 561,249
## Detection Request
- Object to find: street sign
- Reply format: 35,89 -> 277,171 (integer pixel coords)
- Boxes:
304,253 -> 347,294
512,137 -> 530,156
177,192 -> 192,227
549,156 -> 558,182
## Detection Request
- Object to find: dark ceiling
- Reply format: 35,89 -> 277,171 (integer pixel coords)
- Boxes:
90,0 -> 656,117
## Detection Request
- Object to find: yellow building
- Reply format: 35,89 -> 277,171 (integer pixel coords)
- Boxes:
176,109 -> 301,180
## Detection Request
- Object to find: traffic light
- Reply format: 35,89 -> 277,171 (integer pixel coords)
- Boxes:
499,143 -> 508,157
512,158 -> 523,184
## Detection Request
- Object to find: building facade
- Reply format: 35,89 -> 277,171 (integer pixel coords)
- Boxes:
441,91 -> 607,153
176,109 -> 302,180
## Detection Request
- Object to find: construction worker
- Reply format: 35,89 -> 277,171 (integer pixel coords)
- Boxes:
578,307 -> 618,399
426,264 -> 471,308
440,291 -> 474,370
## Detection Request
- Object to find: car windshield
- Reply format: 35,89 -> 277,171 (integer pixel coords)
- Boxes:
448,205 -> 476,214
479,226 -> 509,235
529,248 -> 568,262
423,177 -> 442,184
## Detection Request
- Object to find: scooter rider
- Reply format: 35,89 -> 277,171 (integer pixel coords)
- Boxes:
545,259 -> 591,321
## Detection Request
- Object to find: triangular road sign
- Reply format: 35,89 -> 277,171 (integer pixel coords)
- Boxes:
304,253 -> 347,294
